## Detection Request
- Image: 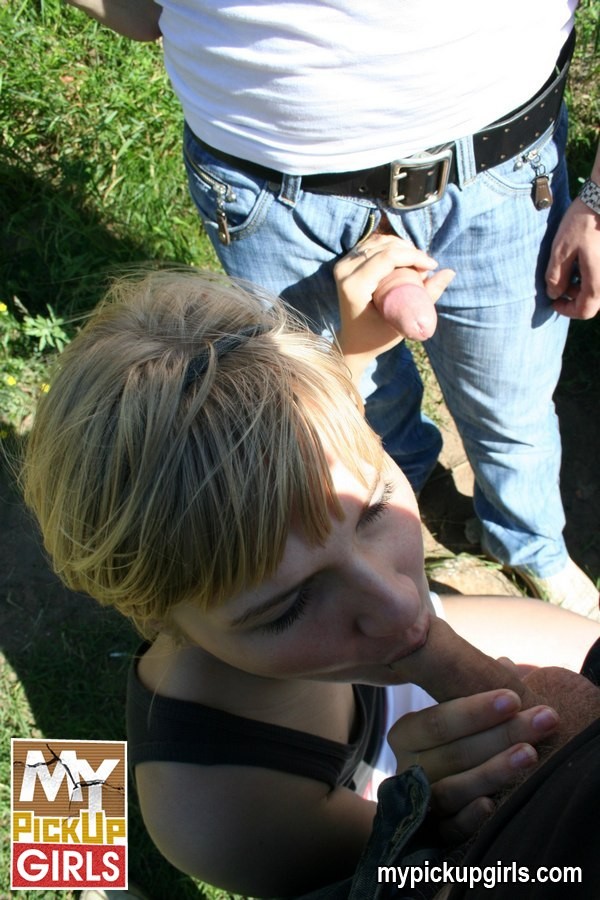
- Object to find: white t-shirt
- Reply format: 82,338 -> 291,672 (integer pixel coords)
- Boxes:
158,0 -> 577,173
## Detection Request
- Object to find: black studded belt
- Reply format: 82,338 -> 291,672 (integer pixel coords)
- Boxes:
190,29 -> 574,211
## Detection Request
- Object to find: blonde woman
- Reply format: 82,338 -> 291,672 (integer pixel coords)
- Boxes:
23,236 -> 599,898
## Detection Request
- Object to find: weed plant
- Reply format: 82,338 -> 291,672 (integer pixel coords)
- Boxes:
0,299 -> 68,434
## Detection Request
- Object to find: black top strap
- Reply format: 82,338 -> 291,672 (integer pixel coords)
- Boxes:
127,643 -> 385,789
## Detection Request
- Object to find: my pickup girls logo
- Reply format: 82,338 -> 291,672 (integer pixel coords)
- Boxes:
11,739 -> 127,890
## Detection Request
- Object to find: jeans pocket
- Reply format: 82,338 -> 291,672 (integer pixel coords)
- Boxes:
183,124 -> 275,244
479,104 -> 568,200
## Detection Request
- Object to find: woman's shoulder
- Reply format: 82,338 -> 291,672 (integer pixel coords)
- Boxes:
129,639 -> 378,895
133,634 -> 358,737
127,637 -> 380,784
135,750 -> 376,896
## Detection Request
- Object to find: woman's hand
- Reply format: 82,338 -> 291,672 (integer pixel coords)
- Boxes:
333,233 -> 454,381
387,687 -> 559,842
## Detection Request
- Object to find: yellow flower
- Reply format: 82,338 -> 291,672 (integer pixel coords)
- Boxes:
41,382 -> 50,393
0,302 -> 7,313
4,374 -> 17,386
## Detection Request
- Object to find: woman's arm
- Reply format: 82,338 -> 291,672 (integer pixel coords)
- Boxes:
135,761 -> 377,897
388,598 -> 600,840
135,691 -> 565,896
65,0 -> 162,41
333,233 -> 454,382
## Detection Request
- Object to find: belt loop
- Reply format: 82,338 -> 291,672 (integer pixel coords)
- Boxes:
453,134 -> 478,186
278,174 -> 302,207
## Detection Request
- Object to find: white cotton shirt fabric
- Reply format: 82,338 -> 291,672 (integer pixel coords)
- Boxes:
158,0 -> 577,173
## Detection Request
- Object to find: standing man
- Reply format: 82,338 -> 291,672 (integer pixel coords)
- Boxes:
67,0 -> 600,617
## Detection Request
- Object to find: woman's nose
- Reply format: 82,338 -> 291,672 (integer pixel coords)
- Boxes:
353,573 -> 420,637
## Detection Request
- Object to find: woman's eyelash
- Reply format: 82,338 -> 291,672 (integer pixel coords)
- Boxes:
360,479 -> 394,526
259,480 -> 394,635
260,584 -> 311,635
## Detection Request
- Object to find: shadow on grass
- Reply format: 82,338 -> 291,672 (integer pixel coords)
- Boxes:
0,439 -> 211,899
0,441 -> 209,899
0,144 -> 217,897
1,150 -> 164,319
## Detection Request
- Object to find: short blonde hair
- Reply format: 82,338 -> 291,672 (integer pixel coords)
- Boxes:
23,269 -> 383,637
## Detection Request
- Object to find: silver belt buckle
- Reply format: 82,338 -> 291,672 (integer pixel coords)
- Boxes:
389,148 -> 453,210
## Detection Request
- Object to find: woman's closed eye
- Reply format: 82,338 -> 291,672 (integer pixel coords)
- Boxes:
259,480 -> 396,635
359,479 -> 394,528
259,582 -> 312,634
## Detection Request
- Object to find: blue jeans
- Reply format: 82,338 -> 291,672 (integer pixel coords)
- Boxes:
284,767 -> 440,900
182,109 -> 571,577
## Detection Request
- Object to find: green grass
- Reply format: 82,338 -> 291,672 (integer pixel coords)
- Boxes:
559,0 -> 600,393
0,461 -> 238,899
0,0 -> 598,897
0,0 -> 221,435
0,3 -> 232,896
564,0 -> 600,192
1,649 -> 238,900
1,0 -> 219,311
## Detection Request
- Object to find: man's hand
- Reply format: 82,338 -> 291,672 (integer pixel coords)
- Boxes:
546,197 -> 600,319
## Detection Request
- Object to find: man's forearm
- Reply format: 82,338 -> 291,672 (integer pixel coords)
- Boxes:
66,0 -> 162,41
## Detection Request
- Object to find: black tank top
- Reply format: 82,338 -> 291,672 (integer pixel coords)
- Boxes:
127,643 -> 386,790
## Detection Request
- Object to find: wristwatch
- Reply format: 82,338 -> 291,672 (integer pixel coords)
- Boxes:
578,178 -> 600,215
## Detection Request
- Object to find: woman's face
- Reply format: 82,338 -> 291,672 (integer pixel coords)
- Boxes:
171,454 -> 433,685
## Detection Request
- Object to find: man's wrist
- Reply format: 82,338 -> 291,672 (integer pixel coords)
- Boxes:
578,178 -> 600,216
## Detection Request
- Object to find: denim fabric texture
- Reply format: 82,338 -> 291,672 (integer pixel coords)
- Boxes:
282,767 -> 441,900
183,108 -> 570,576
